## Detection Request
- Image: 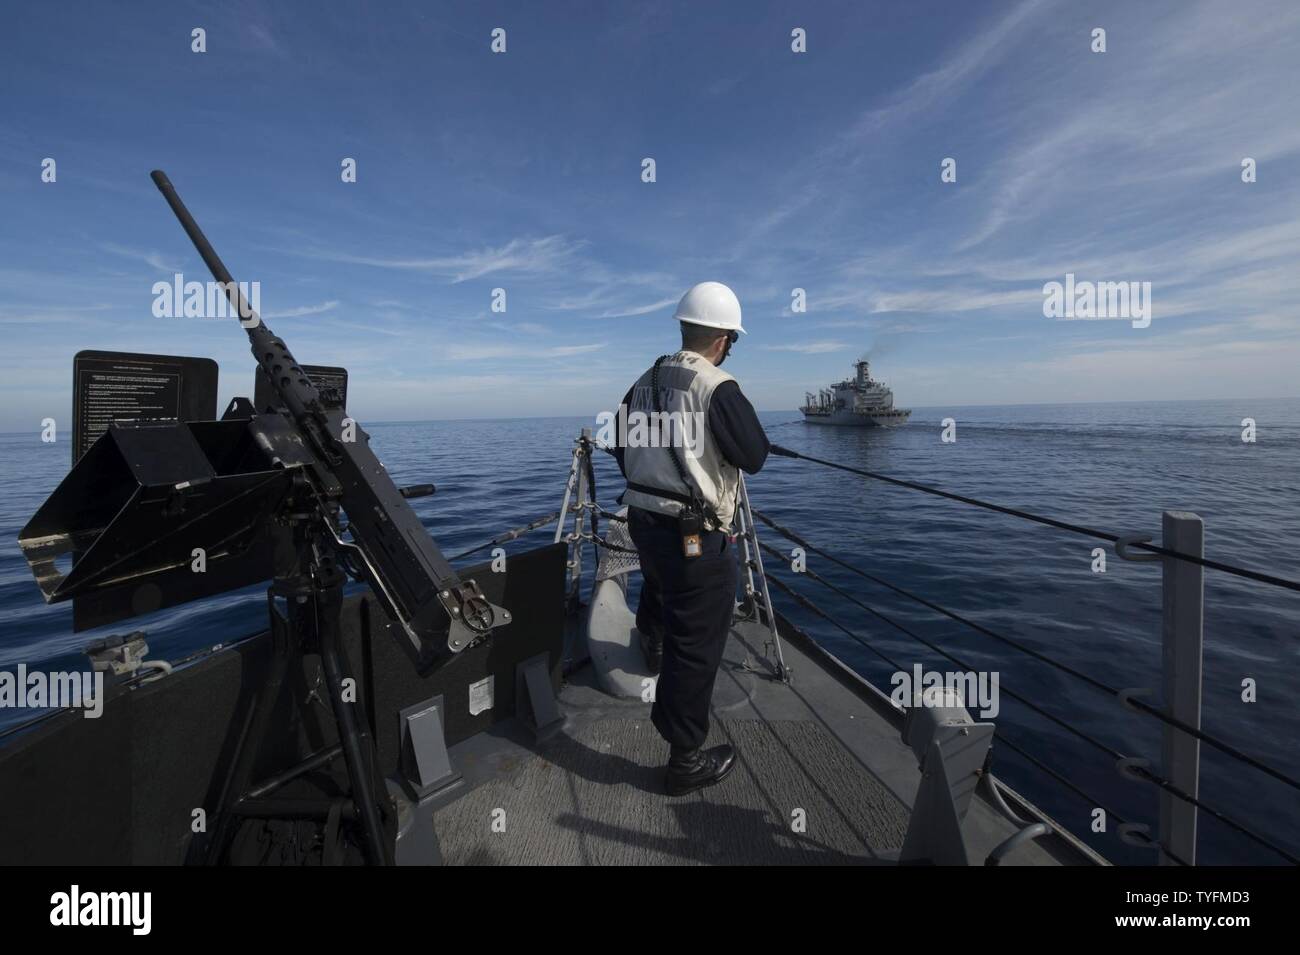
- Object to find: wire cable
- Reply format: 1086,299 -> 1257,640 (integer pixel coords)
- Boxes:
754,508 -> 1300,797
772,600 -> 1182,864
764,566 -> 1297,863
759,541 -> 1142,770
769,444 -> 1300,593
449,511 -> 559,562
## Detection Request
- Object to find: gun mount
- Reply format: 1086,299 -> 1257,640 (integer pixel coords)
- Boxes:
19,171 -> 505,669
13,171 -> 517,864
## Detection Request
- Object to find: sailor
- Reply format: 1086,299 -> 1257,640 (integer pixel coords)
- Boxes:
613,281 -> 770,796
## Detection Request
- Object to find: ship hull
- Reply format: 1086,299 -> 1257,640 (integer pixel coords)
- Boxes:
801,409 -> 911,427
0,543 -> 568,865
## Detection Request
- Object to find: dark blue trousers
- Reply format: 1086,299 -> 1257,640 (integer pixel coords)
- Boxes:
628,508 -> 738,750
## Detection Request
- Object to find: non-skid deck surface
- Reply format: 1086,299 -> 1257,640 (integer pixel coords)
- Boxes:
433,717 -> 909,865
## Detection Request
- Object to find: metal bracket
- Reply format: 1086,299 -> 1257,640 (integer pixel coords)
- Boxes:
398,695 -> 461,799
1118,822 -> 1159,849
516,651 -> 564,741
86,630 -> 151,677
1115,533 -> 1162,563
440,580 -> 511,653
1115,755 -> 1151,783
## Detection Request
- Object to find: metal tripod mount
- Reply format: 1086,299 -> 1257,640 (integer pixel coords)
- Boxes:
203,478 -> 396,865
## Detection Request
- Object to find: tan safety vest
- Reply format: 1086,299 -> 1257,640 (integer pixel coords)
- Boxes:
622,350 -> 739,531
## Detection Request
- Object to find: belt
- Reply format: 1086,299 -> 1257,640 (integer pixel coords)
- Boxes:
624,480 -> 723,530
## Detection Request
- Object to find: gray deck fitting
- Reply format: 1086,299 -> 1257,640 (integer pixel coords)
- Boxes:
516,652 -> 564,741
391,695 -> 461,866
899,723 -> 995,865
390,778 -> 445,866
399,695 -> 462,798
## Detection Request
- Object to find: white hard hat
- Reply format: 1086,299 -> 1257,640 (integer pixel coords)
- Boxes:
673,281 -> 745,334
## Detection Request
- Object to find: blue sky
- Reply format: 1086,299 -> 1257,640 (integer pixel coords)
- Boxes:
1,0 -> 1298,430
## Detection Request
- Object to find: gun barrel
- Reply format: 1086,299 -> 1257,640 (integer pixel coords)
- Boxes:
150,170 -> 256,321
151,170 -> 325,420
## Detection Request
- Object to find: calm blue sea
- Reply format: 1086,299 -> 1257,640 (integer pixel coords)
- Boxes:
1,398 -> 1297,864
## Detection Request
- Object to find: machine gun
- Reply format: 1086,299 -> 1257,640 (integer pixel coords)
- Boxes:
16,171 -> 513,864
150,169 -> 507,665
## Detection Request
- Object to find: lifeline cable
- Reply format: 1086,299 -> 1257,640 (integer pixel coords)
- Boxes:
753,507 -> 1300,797
767,574 -> 1186,864
769,444 -> 1300,593
764,564 -> 1298,864
449,511 -> 560,562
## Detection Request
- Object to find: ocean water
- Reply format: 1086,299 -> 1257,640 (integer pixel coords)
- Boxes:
1,398 -> 1297,865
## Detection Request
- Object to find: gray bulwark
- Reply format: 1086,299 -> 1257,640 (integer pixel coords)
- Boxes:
428,615 -> 1092,866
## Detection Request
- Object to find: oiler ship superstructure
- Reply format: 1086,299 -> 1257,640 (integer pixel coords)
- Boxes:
801,360 -> 910,426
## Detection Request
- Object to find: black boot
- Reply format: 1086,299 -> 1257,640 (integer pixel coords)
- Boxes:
665,744 -> 736,796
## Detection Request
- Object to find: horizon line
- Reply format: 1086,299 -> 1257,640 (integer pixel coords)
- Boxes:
1,393 -> 1297,438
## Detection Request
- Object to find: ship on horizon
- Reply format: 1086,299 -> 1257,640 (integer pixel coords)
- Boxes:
800,359 -> 911,427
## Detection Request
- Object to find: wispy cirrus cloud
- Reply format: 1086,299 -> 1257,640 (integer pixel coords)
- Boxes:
0,307 -> 109,325
262,300 -> 340,319
294,235 -> 586,283
98,242 -> 183,273
843,0 -> 1050,143
595,296 -> 678,319
729,0 -> 1054,258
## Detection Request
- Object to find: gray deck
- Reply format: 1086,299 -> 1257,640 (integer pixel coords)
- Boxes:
435,718 -> 906,864
430,615 -> 1088,866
